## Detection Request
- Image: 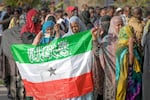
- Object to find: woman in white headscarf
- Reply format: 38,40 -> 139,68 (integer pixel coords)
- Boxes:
63,16 -> 87,37
63,16 -> 94,100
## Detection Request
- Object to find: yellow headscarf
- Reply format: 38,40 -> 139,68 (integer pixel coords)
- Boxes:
117,25 -> 133,47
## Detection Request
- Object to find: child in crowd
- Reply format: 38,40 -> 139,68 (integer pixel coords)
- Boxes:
32,20 -> 64,45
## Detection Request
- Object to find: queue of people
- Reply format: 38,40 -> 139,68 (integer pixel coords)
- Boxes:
0,3 -> 150,100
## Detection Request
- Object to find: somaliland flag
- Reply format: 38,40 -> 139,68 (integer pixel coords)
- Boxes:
11,30 -> 94,100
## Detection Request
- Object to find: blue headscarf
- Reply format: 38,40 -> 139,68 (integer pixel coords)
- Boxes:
40,21 -> 55,44
42,21 -> 55,34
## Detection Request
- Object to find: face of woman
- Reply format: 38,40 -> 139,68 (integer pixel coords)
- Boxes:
14,10 -> 20,18
70,22 -> 80,33
114,20 -> 123,33
46,27 -> 54,35
32,14 -> 41,24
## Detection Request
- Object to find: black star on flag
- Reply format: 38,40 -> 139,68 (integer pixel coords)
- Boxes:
48,67 -> 56,76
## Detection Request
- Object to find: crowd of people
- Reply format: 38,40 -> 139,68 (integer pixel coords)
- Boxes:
0,2 -> 150,100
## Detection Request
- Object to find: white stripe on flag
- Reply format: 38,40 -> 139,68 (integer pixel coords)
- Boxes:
16,51 -> 92,83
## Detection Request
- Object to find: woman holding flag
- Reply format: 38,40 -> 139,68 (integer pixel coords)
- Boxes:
63,16 -> 87,37
32,20 -> 64,45
63,16 -> 94,100
32,16 -> 93,100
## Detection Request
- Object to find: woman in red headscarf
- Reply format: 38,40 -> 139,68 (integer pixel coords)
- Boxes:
21,9 -> 41,44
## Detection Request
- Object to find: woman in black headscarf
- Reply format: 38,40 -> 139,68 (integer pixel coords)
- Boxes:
80,10 -> 94,30
99,15 -> 111,38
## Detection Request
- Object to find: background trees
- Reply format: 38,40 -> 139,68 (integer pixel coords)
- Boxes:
1,0 -> 150,9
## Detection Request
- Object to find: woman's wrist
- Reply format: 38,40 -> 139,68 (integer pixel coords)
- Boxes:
92,36 -> 97,40
55,32 -> 60,38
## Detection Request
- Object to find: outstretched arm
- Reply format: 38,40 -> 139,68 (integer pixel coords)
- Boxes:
32,31 -> 43,45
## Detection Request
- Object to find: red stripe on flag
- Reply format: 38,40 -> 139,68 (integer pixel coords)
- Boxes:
23,72 -> 93,100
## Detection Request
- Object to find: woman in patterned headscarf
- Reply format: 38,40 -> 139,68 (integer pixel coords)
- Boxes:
116,25 -> 142,100
92,16 -> 123,100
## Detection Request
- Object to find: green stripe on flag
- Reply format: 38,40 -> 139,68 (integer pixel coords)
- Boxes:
11,30 -> 92,64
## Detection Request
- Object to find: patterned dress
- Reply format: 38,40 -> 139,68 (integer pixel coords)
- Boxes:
93,33 -> 118,100
116,26 -> 142,100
